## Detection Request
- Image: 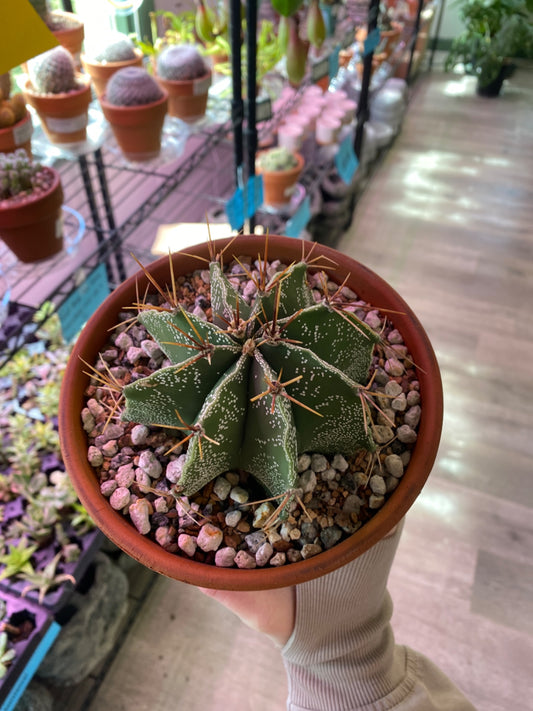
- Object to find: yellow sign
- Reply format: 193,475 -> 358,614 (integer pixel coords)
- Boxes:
0,0 -> 59,75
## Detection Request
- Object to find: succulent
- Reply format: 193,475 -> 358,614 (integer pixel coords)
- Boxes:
105,67 -> 164,106
0,150 -> 48,201
0,95 -> 27,129
117,242 -> 380,499
27,46 -> 78,94
257,146 -> 299,172
90,32 -> 138,63
156,44 -> 209,81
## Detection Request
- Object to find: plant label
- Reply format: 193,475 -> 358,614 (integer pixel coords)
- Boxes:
336,135 -> 359,184
364,28 -> 381,56
225,188 -> 245,231
329,46 -> 341,80
58,263 -> 110,343
285,195 -> 311,238
311,56 -> 330,82
255,97 -> 272,123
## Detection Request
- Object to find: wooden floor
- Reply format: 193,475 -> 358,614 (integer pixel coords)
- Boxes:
77,68 -> 533,711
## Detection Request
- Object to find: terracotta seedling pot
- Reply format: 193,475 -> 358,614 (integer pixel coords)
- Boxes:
0,167 -> 64,263
0,111 -> 33,157
256,151 -> 305,208
81,49 -> 144,99
58,235 -> 443,591
99,91 -> 168,162
52,12 -> 85,68
155,70 -> 212,123
23,77 -> 92,145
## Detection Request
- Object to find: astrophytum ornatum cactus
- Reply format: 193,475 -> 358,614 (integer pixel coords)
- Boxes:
121,249 -> 380,499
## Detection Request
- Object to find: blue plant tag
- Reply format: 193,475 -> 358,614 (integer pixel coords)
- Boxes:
329,46 -> 340,80
225,187 -> 245,231
285,196 -> 311,238
58,263 -> 110,343
335,135 -> 359,184
246,175 -> 264,219
364,27 -> 381,56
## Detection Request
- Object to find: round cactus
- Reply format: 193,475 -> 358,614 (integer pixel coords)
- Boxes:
90,32 -> 138,63
257,147 -> 299,172
156,44 -> 209,81
106,67 -> 164,106
0,149 -> 44,200
28,47 -> 78,94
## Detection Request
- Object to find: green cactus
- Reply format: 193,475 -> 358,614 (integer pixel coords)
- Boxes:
91,32 -> 138,63
156,44 -> 209,81
106,67 -> 164,106
119,243 -> 380,499
0,150 -> 45,200
257,146 -> 299,172
28,47 -> 77,94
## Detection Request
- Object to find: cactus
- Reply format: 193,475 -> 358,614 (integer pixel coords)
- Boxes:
0,149 -> 48,200
27,47 -> 77,94
118,241 -> 380,499
257,146 -> 299,172
156,44 -> 209,81
105,67 -> 164,106
90,32 -> 138,63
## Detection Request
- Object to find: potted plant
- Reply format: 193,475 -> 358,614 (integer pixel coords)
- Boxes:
23,46 -> 92,145
0,149 -> 63,263
154,44 -> 212,122
0,74 -> 33,157
28,0 -> 85,67
445,0 -> 533,96
256,146 -> 305,208
58,234 -> 443,591
99,67 -> 168,162
81,32 -> 145,99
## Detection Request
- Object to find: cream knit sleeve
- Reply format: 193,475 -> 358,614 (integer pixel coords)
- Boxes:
281,523 -> 477,711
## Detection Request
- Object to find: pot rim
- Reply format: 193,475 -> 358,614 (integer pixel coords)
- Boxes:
59,235 -> 443,590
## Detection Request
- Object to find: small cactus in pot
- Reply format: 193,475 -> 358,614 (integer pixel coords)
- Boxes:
256,145 -> 304,208
23,47 -> 92,145
81,32 -> 144,98
154,44 -> 212,122
0,75 -> 32,157
28,0 -> 84,67
100,68 -> 168,162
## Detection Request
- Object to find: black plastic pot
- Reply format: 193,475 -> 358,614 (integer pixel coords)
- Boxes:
476,63 -> 516,97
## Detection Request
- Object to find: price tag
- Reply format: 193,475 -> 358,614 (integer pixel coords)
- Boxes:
329,46 -> 340,80
225,187 -> 245,231
58,263 -> 110,343
363,27 -> 381,56
311,56 -> 329,82
256,97 -> 272,123
285,196 -> 311,238
335,135 -> 359,184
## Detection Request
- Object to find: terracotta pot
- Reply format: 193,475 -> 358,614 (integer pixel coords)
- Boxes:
0,167 -> 64,263
81,49 -> 144,99
99,91 -> 168,162
0,110 -> 33,156
58,235 -> 443,591
23,77 -> 91,145
256,151 -> 305,208
51,12 -> 85,68
154,70 -> 211,122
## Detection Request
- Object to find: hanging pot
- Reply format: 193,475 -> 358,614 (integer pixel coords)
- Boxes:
0,110 -> 33,157
58,235 -> 443,591
0,167 -> 64,263
154,71 -> 212,123
81,49 -> 144,99
256,151 -> 305,208
99,90 -> 168,162
23,77 -> 92,145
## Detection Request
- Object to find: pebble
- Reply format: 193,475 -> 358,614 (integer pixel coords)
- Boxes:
178,533 -> 197,557
372,425 -> 395,444
320,526 -> 342,549
270,552 -> 287,566
166,455 -> 186,484
213,476 -> 232,500
98,423 -> 125,444
391,393 -> 407,412
385,454 -> 404,478
407,390 -> 421,406
255,542 -> 274,567
387,328 -> 404,344
298,470 -> 317,493
369,475 -> 386,495
234,550 -> 256,569
253,502 -> 275,528
369,494 -> 385,509
197,524 -> 223,552
365,310 -> 381,329
297,453 -> 312,472
115,463 -> 135,488
229,486 -> 249,504
343,494 -> 363,514
129,498 -> 152,534
321,468 -> 337,482
311,454 -> 329,472
301,543 -> 322,559
82,409 -> 96,433
215,547 -> 237,567
115,331 -> 133,351
154,496 -> 169,513
405,405 -> 421,429
397,424 -> 418,444
126,346 -> 144,364
100,480 -> 117,497
245,530 -> 267,554
331,454 -> 349,472
131,424 -> 150,446
225,510 -> 242,528
287,548 -> 303,563
155,527 -> 174,548
101,440 -> 118,457
135,469 -> 151,488
385,380 -> 403,397
87,398 -> 105,418
138,450 -> 163,478
141,340 -> 163,360
87,445 -> 103,467
385,358 -> 404,376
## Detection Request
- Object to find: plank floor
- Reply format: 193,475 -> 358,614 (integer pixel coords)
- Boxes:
49,67 -> 533,711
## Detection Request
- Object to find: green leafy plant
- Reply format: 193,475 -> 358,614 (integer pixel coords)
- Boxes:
20,552 -> 76,605
0,631 -> 16,679
0,150 -> 51,202
445,0 -> 533,88
91,241 -> 384,500
257,146 -> 299,171
0,539 -> 37,582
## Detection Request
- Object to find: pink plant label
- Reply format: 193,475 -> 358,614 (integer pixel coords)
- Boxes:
13,119 -> 33,146
193,75 -> 211,96
46,114 -> 88,133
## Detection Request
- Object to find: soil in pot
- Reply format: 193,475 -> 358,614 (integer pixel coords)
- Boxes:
59,236 -> 443,590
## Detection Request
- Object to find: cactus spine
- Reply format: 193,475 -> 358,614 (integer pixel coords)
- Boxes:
119,241 -> 380,498
156,45 -> 209,81
105,67 -> 164,106
28,47 -> 77,94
